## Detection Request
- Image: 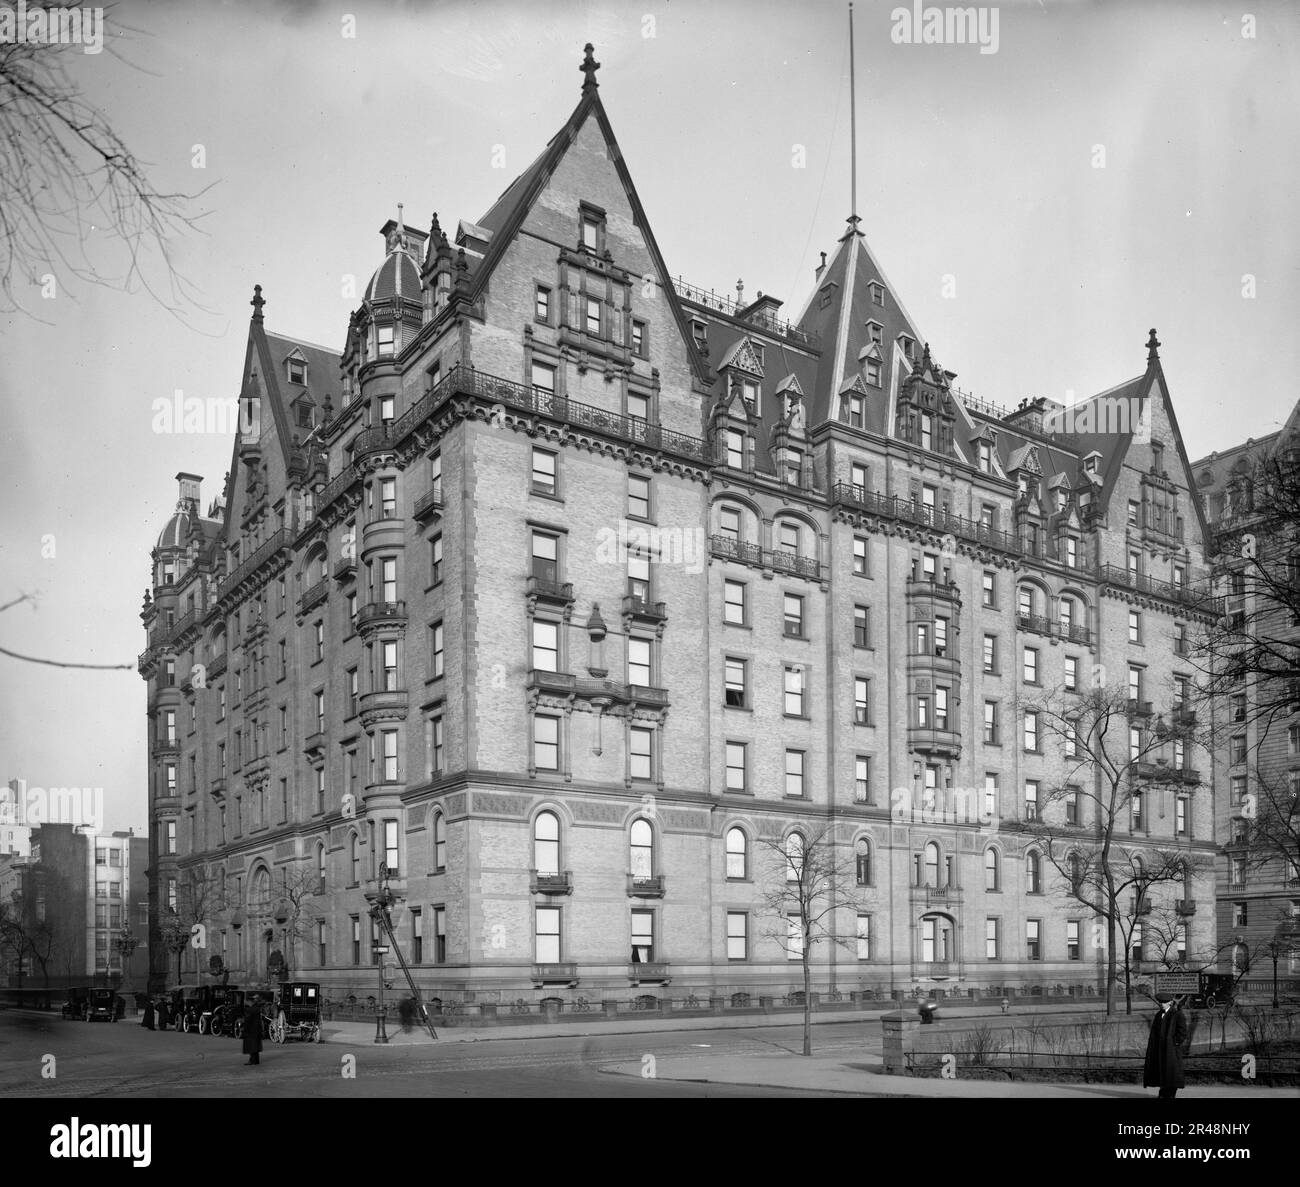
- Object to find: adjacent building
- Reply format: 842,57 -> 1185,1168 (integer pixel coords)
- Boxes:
139,49 -> 1224,1002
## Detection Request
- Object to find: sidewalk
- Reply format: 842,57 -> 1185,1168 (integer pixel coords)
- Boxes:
318,999 -> 1109,1047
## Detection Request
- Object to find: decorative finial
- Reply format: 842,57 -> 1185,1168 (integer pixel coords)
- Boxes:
736,278 -> 744,306
397,203 -> 404,231
250,284 -> 264,322
1146,327 -> 1160,363
580,43 -> 600,91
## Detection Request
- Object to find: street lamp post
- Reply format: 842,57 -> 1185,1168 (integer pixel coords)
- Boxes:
365,865 -> 396,1044
1266,939 -> 1282,1010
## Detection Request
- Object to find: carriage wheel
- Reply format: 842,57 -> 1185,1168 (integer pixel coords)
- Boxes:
198,1015 -> 209,1035
1205,993 -> 1217,1009
182,1012 -> 192,1033
210,1015 -> 224,1038
233,1017 -> 243,1040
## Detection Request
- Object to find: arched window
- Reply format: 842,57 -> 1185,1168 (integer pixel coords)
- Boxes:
985,848 -> 999,891
855,838 -> 871,886
432,813 -> 446,873
630,818 -> 654,880
251,867 -> 271,914
534,811 -> 560,876
924,842 -> 940,888
1027,851 -> 1042,894
350,834 -> 360,884
785,832 -> 804,882
725,827 -> 747,880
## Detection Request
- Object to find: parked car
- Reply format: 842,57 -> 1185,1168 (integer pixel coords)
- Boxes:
61,987 -> 91,1020
201,986 -> 243,1036
83,988 -> 118,1022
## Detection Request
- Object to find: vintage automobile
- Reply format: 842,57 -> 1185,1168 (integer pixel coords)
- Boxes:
61,987 -> 91,1020
202,986 -> 244,1037
168,986 -> 211,1033
267,981 -> 323,1044
1152,970 -> 1238,1009
83,988 -> 119,1022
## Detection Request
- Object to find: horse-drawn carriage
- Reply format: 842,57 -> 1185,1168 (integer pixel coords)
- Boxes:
266,981 -> 322,1044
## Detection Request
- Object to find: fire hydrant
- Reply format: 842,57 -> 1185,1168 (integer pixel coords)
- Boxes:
1000,997 -> 1010,1015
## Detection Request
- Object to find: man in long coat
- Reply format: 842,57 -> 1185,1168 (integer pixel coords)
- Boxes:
140,997 -> 155,1030
1143,993 -> 1189,1098
242,1000 -> 263,1065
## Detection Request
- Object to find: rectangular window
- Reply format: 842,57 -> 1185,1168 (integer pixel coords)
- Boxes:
725,429 -> 745,469
531,619 -> 557,673
410,909 -> 422,964
851,676 -> 869,725
383,819 -> 399,876
984,773 -> 998,819
723,580 -> 746,626
1026,920 -> 1041,961
983,634 -> 997,673
785,594 -> 805,638
855,755 -> 870,804
1025,780 -> 1039,821
1231,734 -> 1246,764
984,700 -> 999,744
1067,921 -> 1080,961
535,906 -> 560,963
382,639 -> 399,690
787,666 -> 807,716
627,637 -> 652,687
631,319 -> 646,357
533,714 -> 559,770
1128,610 -> 1141,644
853,536 -> 869,575
585,295 -> 602,336
629,725 -> 653,781
630,910 -> 654,963
850,463 -> 869,499
351,916 -> 361,965
1023,647 -> 1038,684
787,915 -> 804,961
429,535 -> 443,586
1064,656 -> 1078,691
433,906 -> 447,963
726,911 -> 747,960
856,915 -> 871,961
1064,538 -> 1078,568
531,531 -> 559,583
725,741 -> 747,792
785,750 -> 805,797
982,571 -> 996,608
934,686 -> 949,730
535,286 -> 550,323
853,605 -> 870,648
986,918 -> 999,960
1175,796 -> 1188,836
1066,789 -> 1079,825
314,621 -> 324,661
628,474 -> 650,519
531,448 -> 557,496
1024,711 -> 1039,752
724,657 -> 748,708
531,360 -> 556,397
382,730 -> 398,782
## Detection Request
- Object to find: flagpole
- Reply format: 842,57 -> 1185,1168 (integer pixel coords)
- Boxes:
849,1 -> 857,222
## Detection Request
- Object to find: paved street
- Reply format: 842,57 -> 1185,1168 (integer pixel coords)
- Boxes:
0,1009 -> 869,1098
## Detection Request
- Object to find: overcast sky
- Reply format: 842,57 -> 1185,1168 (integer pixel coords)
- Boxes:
1,0 -> 1296,835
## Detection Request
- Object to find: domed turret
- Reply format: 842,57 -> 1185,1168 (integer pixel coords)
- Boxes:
360,205 -> 427,363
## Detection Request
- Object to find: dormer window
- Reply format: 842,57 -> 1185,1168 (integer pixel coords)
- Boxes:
865,360 -> 881,388
742,379 -> 760,416
866,321 -> 883,346
297,402 -> 313,429
978,441 -> 993,473
752,343 -> 765,368
376,324 -> 395,358
579,203 -> 606,253
899,336 -> 916,361
846,394 -> 864,428
725,429 -> 745,469
692,321 -> 707,351
919,412 -> 933,451
287,356 -> 306,385
869,282 -> 885,306
1084,454 -> 1099,475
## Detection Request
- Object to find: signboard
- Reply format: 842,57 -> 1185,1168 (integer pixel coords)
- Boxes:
1152,972 -> 1200,994
372,945 -> 390,955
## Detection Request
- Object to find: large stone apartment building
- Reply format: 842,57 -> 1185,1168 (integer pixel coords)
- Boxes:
139,49 -> 1224,1001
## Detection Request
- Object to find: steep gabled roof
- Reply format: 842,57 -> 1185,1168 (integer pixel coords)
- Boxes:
465,86 -> 709,386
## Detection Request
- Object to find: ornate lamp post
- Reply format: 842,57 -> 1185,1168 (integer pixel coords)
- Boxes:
1266,937 -> 1283,1010
114,925 -> 139,997
364,864 -> 396,1044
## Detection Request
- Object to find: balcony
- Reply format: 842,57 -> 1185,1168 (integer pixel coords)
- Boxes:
1127,699 -> 1154,718
1017,613 -> 1055,638
1176,767 -> 1201,785
151,738 -> 180,758
217,527 -> 289,603
1132,761 -> 1164,780
923,962 -> 953,979
708,535 -> 824,581
310,463 -> 361,524
527,669 -> 577,696
413,484 -> 444,522
1175,899 -> 1197,917
298,579 -> 329,617
768,548 -> 823,581
529,870 -> 573,895
526,575 -> 575,610
709,535 -> 762,566
625,684 -> 669,708
1172,707 -> 1197,726
627,873 -> 666,898
386,363 -> 711,464
1063,624 -> 1092,647
1099,563 -> 1223,616
531,963 -> 578,986
622,593 -> 667,625
206,653 -> 227,680
209,776 -> 226,802
356,600 -> 408,631
359,689 -> 408,727
628,961 -> 671,985
907,727 -> 963,759
333,556 -> 357,582
831,484 -> 1023,555
910,884 -> 964,907
303,730 -> 326,758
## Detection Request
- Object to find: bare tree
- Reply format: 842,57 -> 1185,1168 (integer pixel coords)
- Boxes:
755,823 -> 864,1057
1231,762 -> 1300,887
0,15 -> 210,319
269,866 -> 319,980
155,866 -> 230,986
1018,683 -> 1207,1014
1195,449 -> 1300,742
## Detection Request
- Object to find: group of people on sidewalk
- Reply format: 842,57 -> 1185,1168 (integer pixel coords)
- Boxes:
138,996 -> 265,1065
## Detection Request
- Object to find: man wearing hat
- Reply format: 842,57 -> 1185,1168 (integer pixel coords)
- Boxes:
1144,992 -> 1189,1099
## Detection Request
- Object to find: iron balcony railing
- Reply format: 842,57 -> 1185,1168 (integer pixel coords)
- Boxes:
670,276 -> 820,347
355,600 -> 407,629
413,484 -> 444,520
298,579 -> 329,616
1099,564 -> 1222,614
526,575 -> 575,603
622,594 -> 667,621
206,653 -> 227,679
217,528 -> 289,602
388,363 -> 711,463
311,463 -> 361,521
831,484 -> 1024,555
709,535 -> 823,580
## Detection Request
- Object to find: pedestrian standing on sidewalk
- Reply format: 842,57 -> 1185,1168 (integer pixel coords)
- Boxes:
140,997 -> 155,1030
1143,992 -> 1188,1099
243,1000 -> 263,1066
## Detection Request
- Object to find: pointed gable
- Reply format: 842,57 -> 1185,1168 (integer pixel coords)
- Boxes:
715,336 -> 765,377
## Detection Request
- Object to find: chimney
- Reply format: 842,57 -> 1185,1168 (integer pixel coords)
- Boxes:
815,251 -> 827,283
176,472 -> 203,513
